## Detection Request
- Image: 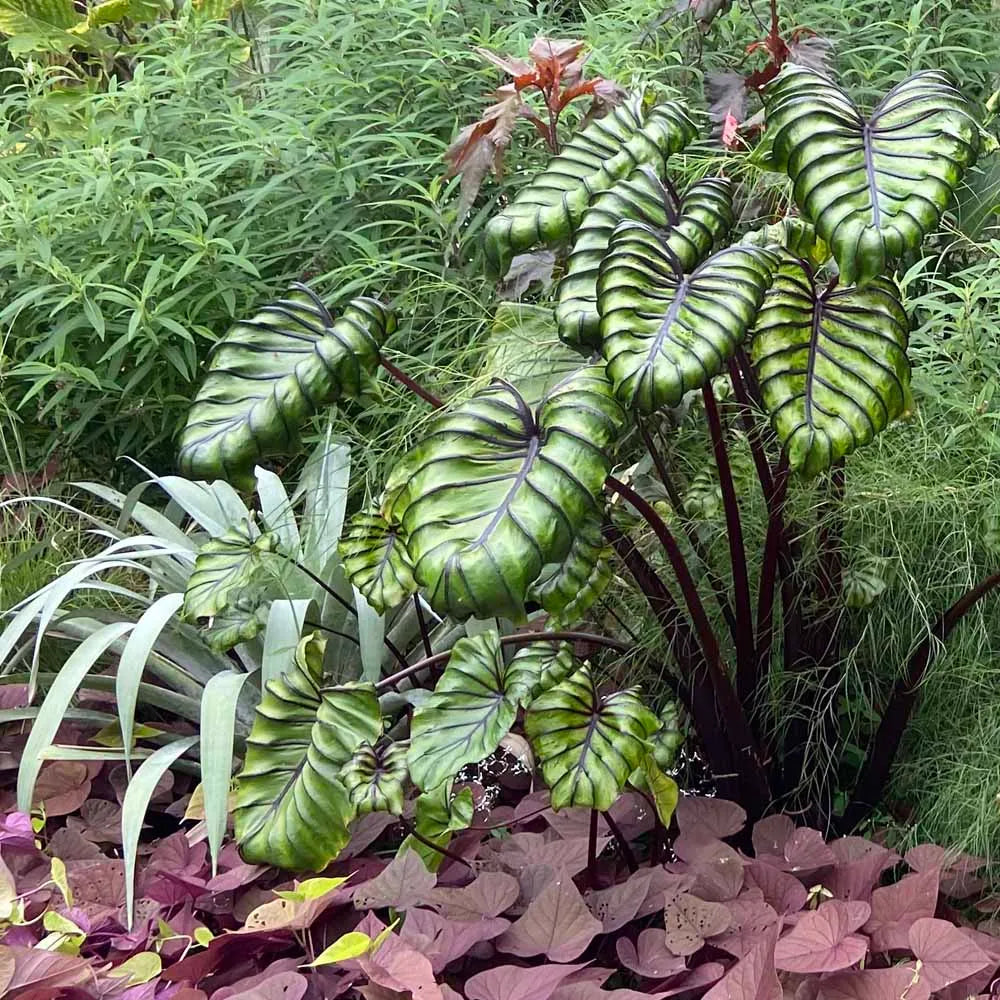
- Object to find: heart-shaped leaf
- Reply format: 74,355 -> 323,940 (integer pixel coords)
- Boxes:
179,285 -> 392,485
818,967 -> 930,1000
339,510 -> 418,615
663,891 -> 732,955
764,65 -> 980,286
557,169 -> 733,350
408,631 -> 544,791
599,227 -> 777,412
465,963 -> 591,1000
497,870 -> 603,962
676,797 -> 747,840
908,917 -> 991,991
354,850 -> 436,911
773,899 -> 870,973
428,871 -> 520,920
704,924 -> 781,1000
863,870 -> 939,951
233,634 -> 382,870
525,665 -> 657,810
485,98 -> 698,279
342,740 -> 408,816
751,256 -> 910,477
616,927 -> 689,978
385,366 -> 622,620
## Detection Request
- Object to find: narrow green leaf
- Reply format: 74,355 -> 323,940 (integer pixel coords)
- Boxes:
200,670 -> 252,875
17,621 -> 133,813
117,593 -> 184,776
353,588 -> 385,683
122,737 -> 198,928
255,466 -> 301,555
261,599 -> 309,687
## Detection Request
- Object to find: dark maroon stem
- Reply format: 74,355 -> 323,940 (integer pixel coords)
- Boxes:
587,808 -> 599,888
380,356 -> 444,409
748,453 -> 791,712
605,476 -> 772,815
602,810 -> 638,874
637,417 -> 738,639
841,571 -> 1000,832
404,822 -> 473,869
702,385 -> 755,698
413,595 -> 433,659
375,630 -> 630,691
602,519 -> 740,799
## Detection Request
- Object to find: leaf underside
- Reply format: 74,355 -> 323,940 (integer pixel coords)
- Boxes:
765,65 -> 980,286
340,509 -> 418,615
751,256 -> 910,477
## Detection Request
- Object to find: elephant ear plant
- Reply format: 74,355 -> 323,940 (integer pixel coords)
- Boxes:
28,62 -> 987,877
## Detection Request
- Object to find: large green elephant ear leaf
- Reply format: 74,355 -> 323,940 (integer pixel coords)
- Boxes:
178,285 -> 394,486
183,520 -> 279,620
343,740 -> 408,816
599,223 -> 778,412
750,255 -> 911,477
557,169 -> 734,351
339,510 -> 417,615
388,365 -> 623,621
528,508 -> 612,623
485,98 -> 699,280
524,665 -> 658,810
764,65 -> 980,287
233,633 -> 382,870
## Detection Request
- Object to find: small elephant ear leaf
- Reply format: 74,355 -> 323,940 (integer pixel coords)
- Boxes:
339,510 -> 417,614
178,285 -> 394,486
751,255 -> 910,477
599,224 -> 777,412
408,631 -> 538,792
389,365 -> 622,621
524,665 -> 658,810
557,169 -> 734,351
764,65 -> 980,286
183,520 -> 279,621
343,740 -> 408,816
485,98 -> 698,279
233,633 -> 382,870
